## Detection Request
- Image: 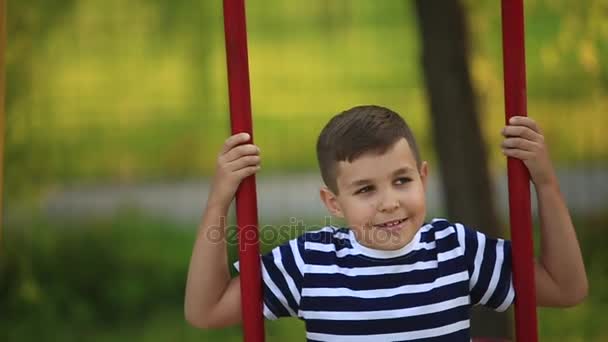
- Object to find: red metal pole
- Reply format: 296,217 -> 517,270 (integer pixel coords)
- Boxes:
500,0 -> 538,341
0,0 -> 5,248
222,1 -> 265,341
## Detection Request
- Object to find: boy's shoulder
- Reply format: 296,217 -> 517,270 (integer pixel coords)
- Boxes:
422,218 -> 464,243
425,218 -> 486,245
295,218 -> 467,252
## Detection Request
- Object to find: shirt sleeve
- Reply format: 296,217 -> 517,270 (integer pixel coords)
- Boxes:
456,223 -> 515,312
233,235 -> 307,320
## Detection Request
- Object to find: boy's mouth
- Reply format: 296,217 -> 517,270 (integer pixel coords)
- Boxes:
373,218 -> 407,230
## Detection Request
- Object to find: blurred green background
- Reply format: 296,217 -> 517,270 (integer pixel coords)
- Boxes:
2,0 -> 607,341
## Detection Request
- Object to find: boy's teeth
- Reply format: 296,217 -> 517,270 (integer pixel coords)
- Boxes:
378,219 -> 403,227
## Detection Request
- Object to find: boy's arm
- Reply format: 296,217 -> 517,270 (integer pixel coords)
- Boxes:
184,202 -> 242,328
533,182 -> 588,307
502,117 -> 588,307
184,133 -> 261,328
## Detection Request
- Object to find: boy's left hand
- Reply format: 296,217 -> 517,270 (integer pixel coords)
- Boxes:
501,116 -> 557,187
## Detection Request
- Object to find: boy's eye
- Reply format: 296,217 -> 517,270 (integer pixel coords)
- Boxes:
355,185 -> 373,195
395,177 -> 412,185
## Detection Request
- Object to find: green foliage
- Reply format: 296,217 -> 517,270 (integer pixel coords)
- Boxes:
9,212 -> 318,342
537,215 -> 608,341
1,213 -> 606,340
4,1 -> 607,203
1,214 -> 189,340
0,213 -> 308,341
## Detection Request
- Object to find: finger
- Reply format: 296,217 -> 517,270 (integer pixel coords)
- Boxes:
221,133 -> 251,154
233,165 -> 261,180
501,137 -> 539,151
222,144 -> 260,163
508,116 -> 541,133
502,125 -> 543,142
501,148 -> 534,160
225,154 -> 261,172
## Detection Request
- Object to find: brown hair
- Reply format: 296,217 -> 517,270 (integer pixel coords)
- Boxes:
316,105 -> 421,194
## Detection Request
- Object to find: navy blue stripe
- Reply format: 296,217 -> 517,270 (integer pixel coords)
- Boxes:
303,221 -> 451,245
306,242 -> 461,268
435,230 -> 460,255
306,305 -> 470,335
295,234 -> 309,262
463,226 -> 479,278
306,269 -> 438,290
306,249 -> 431,267
260,219 -> 499,337
420,220 -> 452,241
263,283 -> 290,318
302,280 -> 469,312
333,229 -> 355,249
305,257 -> 467,290
471,237 -> 498,304
279,243 -> 303,293
263,254 -> 299,313
438,255 -> 467,277
487,240 -> 513,308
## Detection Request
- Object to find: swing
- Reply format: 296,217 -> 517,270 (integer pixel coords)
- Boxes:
222,0 -> 537,341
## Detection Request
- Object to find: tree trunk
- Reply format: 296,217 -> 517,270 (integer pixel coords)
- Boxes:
413,0 -> 511,339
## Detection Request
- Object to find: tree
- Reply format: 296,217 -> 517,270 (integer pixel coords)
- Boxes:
413,0 -> 511,339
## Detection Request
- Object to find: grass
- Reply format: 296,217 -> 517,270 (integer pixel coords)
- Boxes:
1,211 -> 606,341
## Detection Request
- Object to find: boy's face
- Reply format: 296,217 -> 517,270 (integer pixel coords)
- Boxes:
320,138 -> 428,251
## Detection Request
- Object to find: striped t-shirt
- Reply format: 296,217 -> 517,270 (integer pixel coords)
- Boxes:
236,218 -> 514,341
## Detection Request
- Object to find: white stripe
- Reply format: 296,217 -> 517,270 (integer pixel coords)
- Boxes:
305,242 -> 336,252
437,246 -> 462,262
421,222 -> 435,232
302,295 -> 470,320
305,243 -> 461,275
415,240 -> 436,251
306,240 -> 438,258
263,303 -> 278,320
411,241 -> 436,252
417,222 -> 435,237
272,248 -> 301,304
335,232 -> 351,240
306,319 -> 470,341
307,259 -> 439,276
435,226 -> 455,240
455,223 -> 466,255
469,232 -> 486,291
309,223 -> 435,242
262,264 -> 297,317
479,239 -> 505,305
307,226 -> 343,236
289,239 -> 305,277
496,276 -> 515,312
312,226 -> 337,234
302,271 -> 468,298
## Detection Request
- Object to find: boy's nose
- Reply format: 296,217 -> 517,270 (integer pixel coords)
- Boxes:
378,193 -> 400,212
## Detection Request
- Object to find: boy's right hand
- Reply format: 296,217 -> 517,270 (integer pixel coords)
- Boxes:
206,133 -> 261,210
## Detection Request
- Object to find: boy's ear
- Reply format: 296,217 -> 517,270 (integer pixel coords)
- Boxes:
419,161 -> 429,190
319,186 -> 344,218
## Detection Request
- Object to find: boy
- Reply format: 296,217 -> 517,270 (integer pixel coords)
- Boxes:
185,105 -> 587,341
